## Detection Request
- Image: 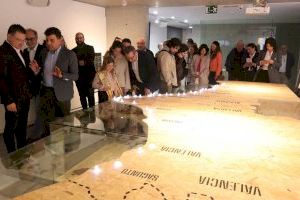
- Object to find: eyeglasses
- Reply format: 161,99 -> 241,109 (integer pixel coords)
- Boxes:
26,37 -> 36,41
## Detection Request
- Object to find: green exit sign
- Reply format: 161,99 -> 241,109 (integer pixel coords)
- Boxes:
206,5 -> 218,14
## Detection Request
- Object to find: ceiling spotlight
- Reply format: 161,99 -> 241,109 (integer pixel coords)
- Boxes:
121,0 -> 127,6
184,19 -> 188,23
189,25 -> 193,29
153,10 -> 158,15
155,19 -> 160,24
171,16 -> 175,19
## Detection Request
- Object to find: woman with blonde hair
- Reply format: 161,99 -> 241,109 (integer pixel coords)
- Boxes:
93,55 -> 123,103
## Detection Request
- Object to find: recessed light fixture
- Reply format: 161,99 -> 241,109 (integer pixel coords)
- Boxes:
155,19 -> 160,24
121,0 -> 127,6
153,10 -> 158,15
189,25 -> 193,29
171,16 -> 175,19
184,19 -> 188,23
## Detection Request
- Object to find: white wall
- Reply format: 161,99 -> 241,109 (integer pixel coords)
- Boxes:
0,0 -> 106,133
106,6 -> 149,48
149,23 -> 167,55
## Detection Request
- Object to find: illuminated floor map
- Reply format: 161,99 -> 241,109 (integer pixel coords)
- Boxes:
14,82 -> 300,200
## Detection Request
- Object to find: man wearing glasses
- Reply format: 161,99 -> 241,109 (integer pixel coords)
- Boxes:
23,28 -> 45,142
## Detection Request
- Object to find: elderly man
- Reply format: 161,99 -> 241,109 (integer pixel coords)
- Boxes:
225,40 -> 247,81
137,38 -> 154,58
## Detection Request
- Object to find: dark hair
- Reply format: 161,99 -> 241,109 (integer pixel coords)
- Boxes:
110,40 -> 123,51
246,43 -> 258,52
187,38 -> 194,44
199,44 -> 209,56
8,24 -> 26,35
100,55 -> 115,71
123,45 -> 136,55
178,44 -> 189,53
210,41 -> 221,59
166,38 -> 181,48
190,43 -> 198,55
264,37 -> 277,52
114,36 -> 121,41
122,38 -> 131,44
26,28 -> 38,37
44,27 -> 62,39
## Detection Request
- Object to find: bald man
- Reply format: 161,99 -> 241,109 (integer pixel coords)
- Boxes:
137,38 -> 154,58
225,40 -> 247,81
72,32 -> 95,109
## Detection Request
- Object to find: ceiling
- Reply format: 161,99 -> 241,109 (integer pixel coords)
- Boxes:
149,2 -> 300,27
74,0 -> 300,7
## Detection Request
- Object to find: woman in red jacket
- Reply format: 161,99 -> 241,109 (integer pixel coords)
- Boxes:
209,41 -> 222,85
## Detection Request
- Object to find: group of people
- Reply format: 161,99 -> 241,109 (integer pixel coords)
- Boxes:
0,23 -> 296,154
0,24 -> 78,153
225,38 -> 294,85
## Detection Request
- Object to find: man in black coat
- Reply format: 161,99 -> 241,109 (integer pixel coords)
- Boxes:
123,46 -> 160,95
279,45 -> 295,81
225,40 -> 247,81
0,24 -> 39,153
72,32 -> 95,109
23,28 -> 45,96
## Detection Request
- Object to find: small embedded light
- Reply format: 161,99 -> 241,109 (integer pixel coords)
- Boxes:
171,16 -> 175,19
153,10 -> 158,15
113,160 -> 123,170
92,165 -> 102,175
148,143 -> 157,150
155,19 -> 159,24
189,26 -> 193,29
184,19 -> 188,23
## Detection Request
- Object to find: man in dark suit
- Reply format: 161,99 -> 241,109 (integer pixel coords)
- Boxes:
137,38 -> 154,58
279,45 -> 295,83
123,46 -> 160,95
0,24 -> 39,153
23,28 -> 45,95
38,27 -> 78,136
72,32 -> 95,110
23,28 -> 45,142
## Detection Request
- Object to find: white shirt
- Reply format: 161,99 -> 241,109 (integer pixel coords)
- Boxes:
28,44 -> 38,62
8,41 -> 26,66
279,54 -> 287,73
132,54 -> 143,83
262,51 -> 273,70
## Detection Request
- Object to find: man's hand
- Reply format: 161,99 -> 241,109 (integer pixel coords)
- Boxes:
79,60 -> 85,66
53,66 -> 63,78
29,60 -> 40,74
7,103 -> 17,112
269,60 -> 274,65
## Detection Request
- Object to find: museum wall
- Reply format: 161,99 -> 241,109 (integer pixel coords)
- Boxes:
106,6 -> 149,49
0,0 -> 107,133
149,23 -> 167,55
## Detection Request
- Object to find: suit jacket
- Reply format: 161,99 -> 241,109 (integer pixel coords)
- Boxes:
39,46 -> 78,101
0,41 -> 34,105
285,52 -> 295,79
128,50 -> 160,92
257,50 -> 282,83
225,48 -> 247,72
23,44 -> 44,65
72,43 -> 95,82
23,44 -> 45,96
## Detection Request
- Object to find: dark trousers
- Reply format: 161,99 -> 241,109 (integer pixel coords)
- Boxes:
76,79 -> 95,109
98,91 -> 109,103
40,86 -> 71,137
254,69 -> 269,83
208,71 -> 218,85
3,98 -> 30,153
